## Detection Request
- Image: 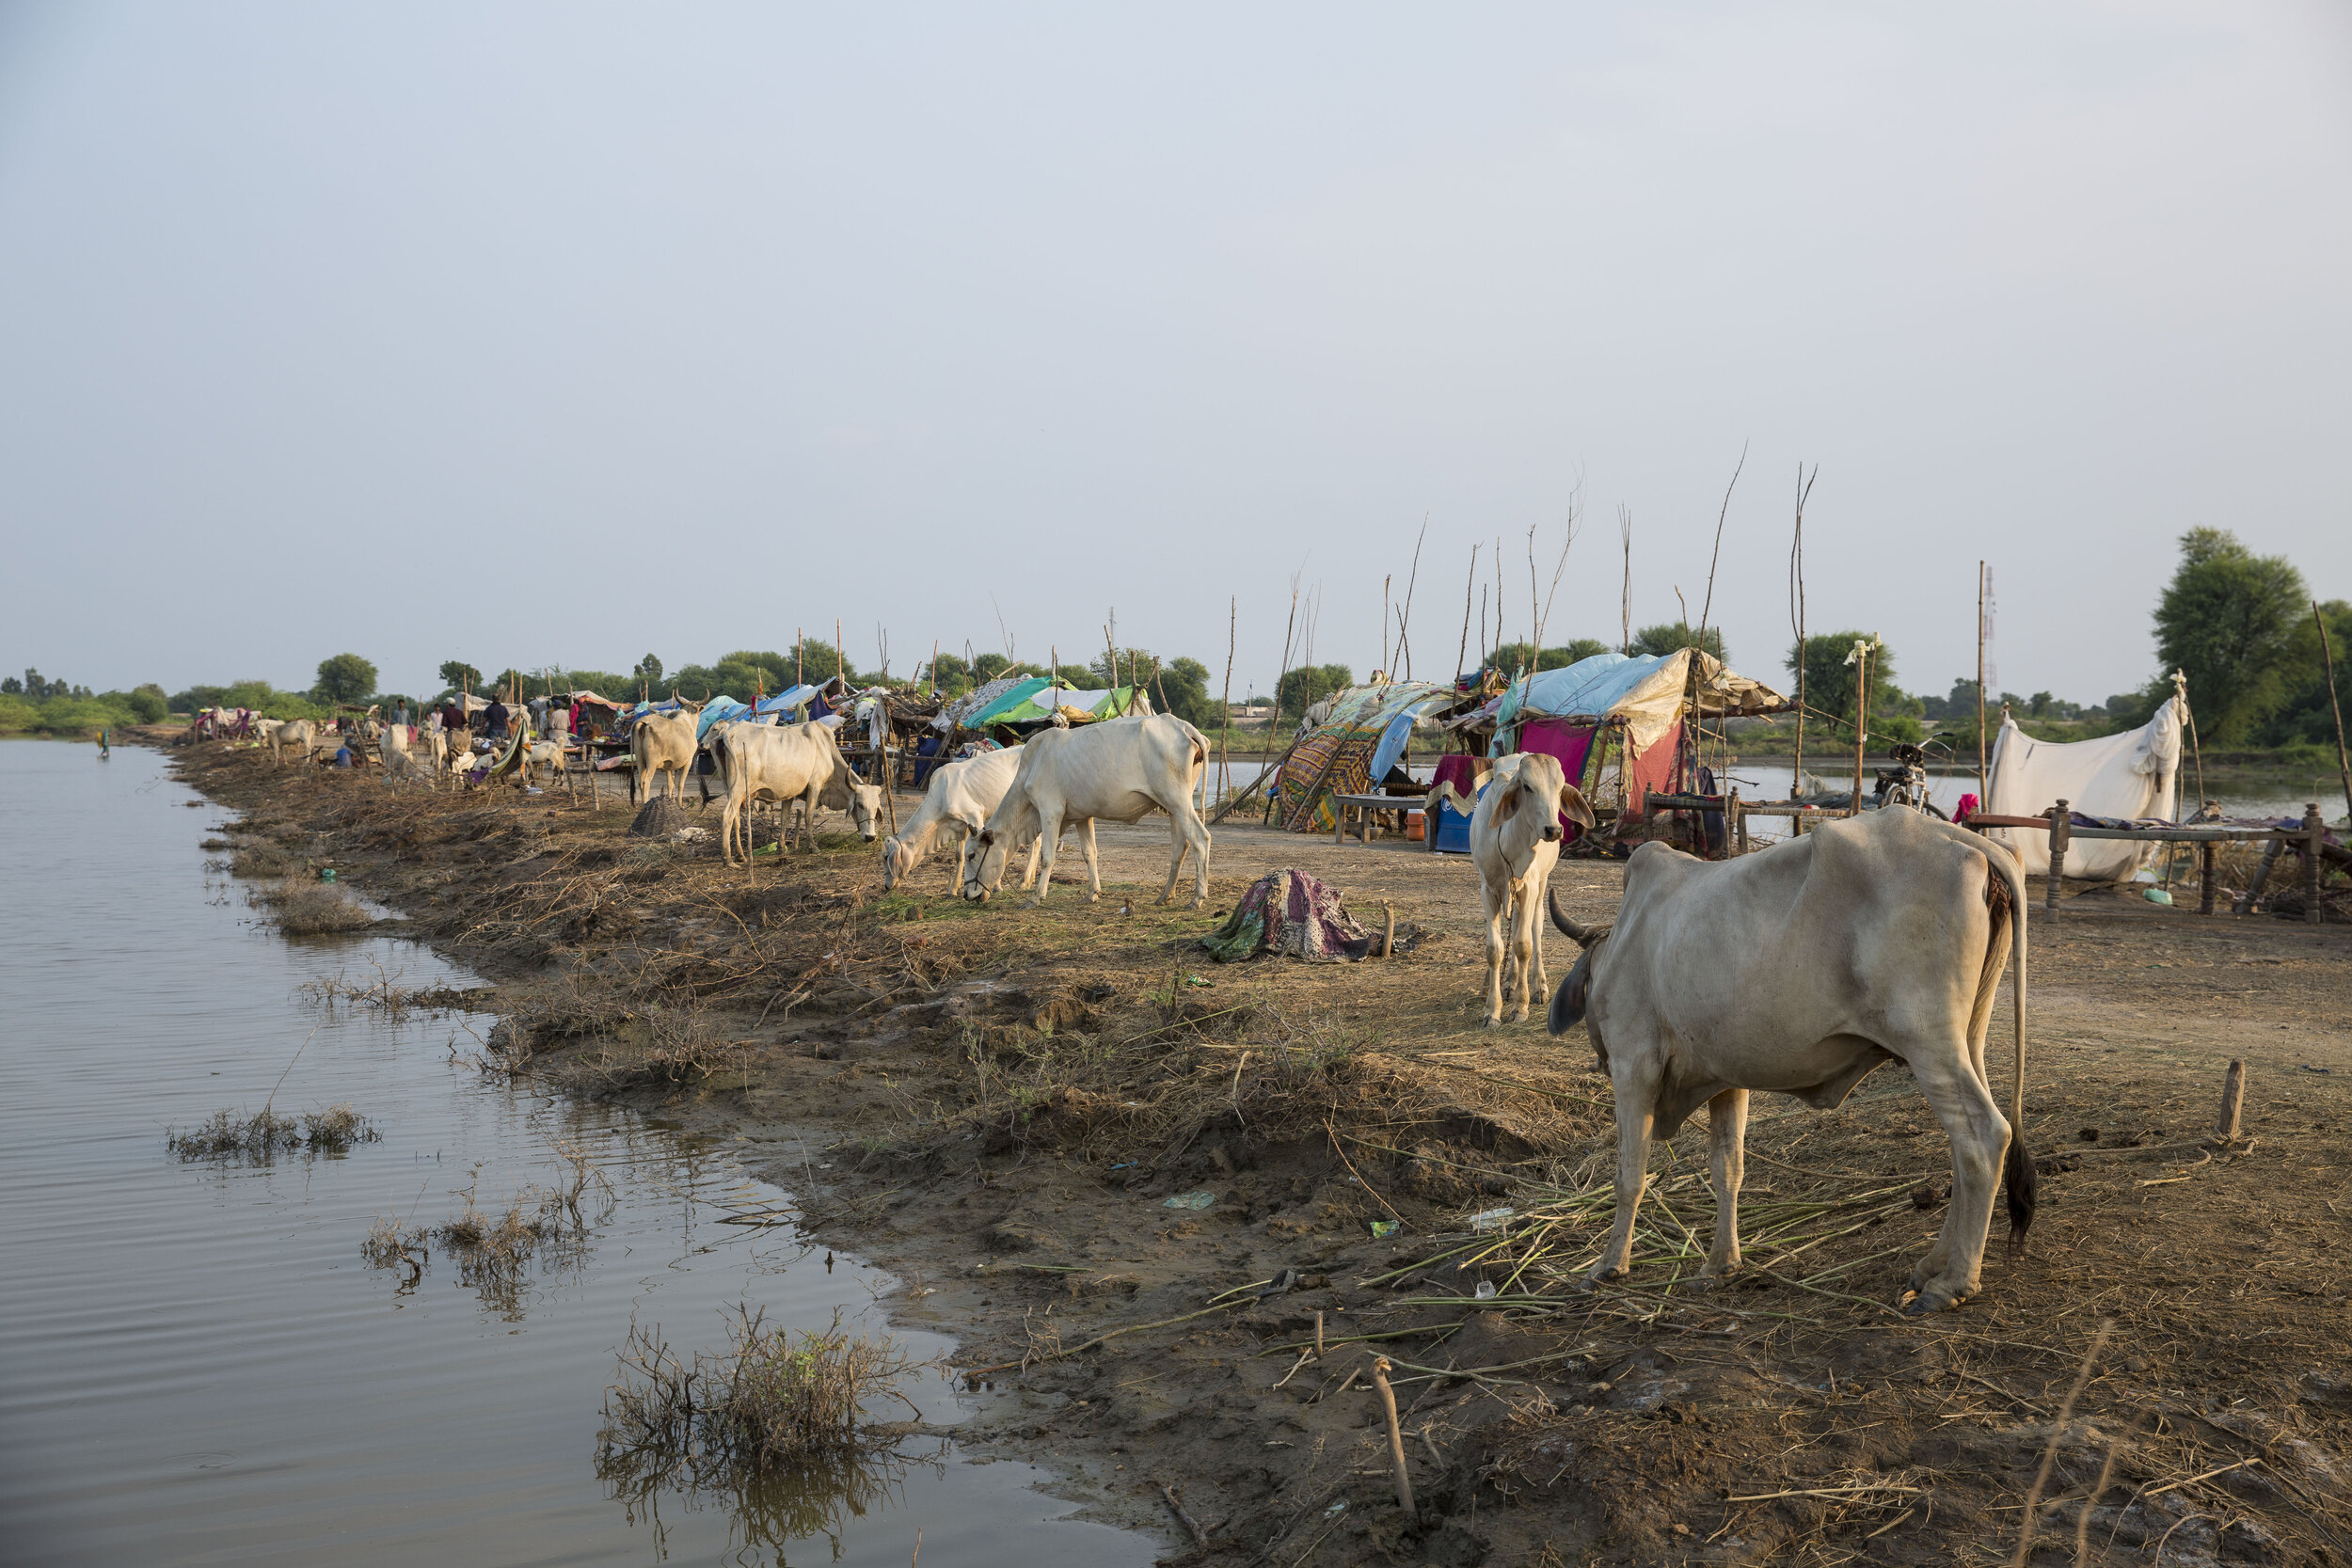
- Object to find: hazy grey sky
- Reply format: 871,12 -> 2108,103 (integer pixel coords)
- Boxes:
3,2 -> 2346,706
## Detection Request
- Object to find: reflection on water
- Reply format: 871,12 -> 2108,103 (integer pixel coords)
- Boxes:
0,740 -> 1151,1568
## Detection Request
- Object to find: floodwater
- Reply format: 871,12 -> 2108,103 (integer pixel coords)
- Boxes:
0,739 -> 1154,1568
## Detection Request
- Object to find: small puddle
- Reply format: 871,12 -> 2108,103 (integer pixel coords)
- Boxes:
0,739 -> 1154,1567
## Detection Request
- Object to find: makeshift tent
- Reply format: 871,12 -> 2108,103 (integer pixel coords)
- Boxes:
1199,869 -> 1423,961
1984,681 -> 2186,879
1277,681 -> 1455,832
1470,651 -> 1788,828
989,685 -> 1151,725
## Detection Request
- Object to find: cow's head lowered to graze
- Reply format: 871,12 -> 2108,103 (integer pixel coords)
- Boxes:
958,825 -> 1011,902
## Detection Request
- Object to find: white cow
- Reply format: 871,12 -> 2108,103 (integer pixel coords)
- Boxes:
708,721 -> 882,865
1545,806 -> 2032,1314
519,739 -> 564,788
959,715 -> 1211,909
628,709 -> 700,805
267,720 -> 322,767
1470,752 -> 1594,1027
882,747 -> 1048,893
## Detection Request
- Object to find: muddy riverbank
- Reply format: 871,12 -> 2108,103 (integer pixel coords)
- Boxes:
167,736 -> 2352,1565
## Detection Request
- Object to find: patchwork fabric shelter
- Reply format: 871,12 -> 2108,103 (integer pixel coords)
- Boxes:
1474,651 -> 1789,827
1984,680 -> 2186,879
1277,681 -> 1455,832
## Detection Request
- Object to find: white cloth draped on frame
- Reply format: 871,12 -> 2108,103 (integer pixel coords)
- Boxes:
1983,679 -> 2186,880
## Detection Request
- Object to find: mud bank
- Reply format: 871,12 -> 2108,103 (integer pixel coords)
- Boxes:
167,737 -> 2352,1565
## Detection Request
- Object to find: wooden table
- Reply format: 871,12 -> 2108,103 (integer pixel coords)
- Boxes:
1331,792 -> 1418,845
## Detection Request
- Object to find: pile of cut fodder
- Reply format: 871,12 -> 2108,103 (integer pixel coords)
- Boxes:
627,795 -> 692,839
1200,867 -> 1428,962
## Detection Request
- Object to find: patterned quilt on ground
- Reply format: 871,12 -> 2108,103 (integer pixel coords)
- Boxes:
1199,869 -> 1425,962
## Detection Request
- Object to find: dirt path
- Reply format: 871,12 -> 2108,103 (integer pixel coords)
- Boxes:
168,738 -> 2352,1566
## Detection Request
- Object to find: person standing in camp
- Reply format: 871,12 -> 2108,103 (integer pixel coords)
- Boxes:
530,693 -> 548,735
484,695 -> 510,740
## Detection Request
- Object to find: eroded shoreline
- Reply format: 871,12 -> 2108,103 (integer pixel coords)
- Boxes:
168,736 -> 2352,1565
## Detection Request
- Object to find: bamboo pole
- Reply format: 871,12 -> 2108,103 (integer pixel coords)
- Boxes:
1218,598 -> 1234,807
2313,601 -> 2352,831
1978,561 -> 1989,812
1789,470 -> 1810,800
1454,544 -> 1478,683
1398,515 -> 1426,681
1849,641 -> 1871,817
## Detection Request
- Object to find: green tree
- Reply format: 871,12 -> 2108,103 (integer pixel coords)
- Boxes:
311,653 -> 378,705
1787,632 -> 1916,743
1629,624 -> 1728,662
125,686 -> 167,723
632,653 -> 665,689
2153,527 -> 2306,744
1277,663 -> 1353,714
1493,639 -> 1613,673
438,660 -> 483,693
2257,598 -> 2352,750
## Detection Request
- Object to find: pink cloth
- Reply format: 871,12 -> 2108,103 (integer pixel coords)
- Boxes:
1516,721 -> 1597,837
1954,792 -> 1979,825
1432,753 -> 1481,796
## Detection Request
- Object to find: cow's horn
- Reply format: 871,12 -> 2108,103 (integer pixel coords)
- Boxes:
1547,886 -> 1608,948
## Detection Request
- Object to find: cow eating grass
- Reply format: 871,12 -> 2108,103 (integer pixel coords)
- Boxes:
1547,806 -> 2032,1314
958,714 -> 1212,910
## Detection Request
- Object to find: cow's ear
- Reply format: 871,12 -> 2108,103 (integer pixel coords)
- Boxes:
1497,784 -> 1520,816
1559,784 -> 1597,830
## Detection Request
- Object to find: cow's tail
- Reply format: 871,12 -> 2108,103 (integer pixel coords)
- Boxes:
1983,838 -> 2036,1245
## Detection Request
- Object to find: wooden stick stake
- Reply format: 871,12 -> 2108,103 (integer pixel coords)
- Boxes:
2217,1059 -> 2246,1141
1157,1480 -> 1209,1548
1218,598 -> 1235,807
2314,601 -> 2352,832
1314,1309 -> 1325,1359
1454,544 -> 1478,682
1978,560 -> 1988,810
1370,1357 -> 1415,1516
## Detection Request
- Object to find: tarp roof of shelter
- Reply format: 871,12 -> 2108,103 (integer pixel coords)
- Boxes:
1303,680 -> 1457,735
696,697 -> 750,739
564,690 -> 628,710
989,685 -> 1151,725
753,684 -> 821,717
1484,651 -> 1788,753
962,677 -> 1055,728
935,674 -> 1035,731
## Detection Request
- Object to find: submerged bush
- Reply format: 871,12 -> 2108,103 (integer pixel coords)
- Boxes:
598,1307 -> 923,1485
168,1103 -> 378,1161
254,877 -> 375,936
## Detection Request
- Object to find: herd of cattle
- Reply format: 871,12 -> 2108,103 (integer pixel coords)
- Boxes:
215,698 -> 2040,1312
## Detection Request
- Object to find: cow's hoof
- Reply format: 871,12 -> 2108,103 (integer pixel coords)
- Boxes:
1899,1283 -> 1969,1315
1480,1016 -> 1503,1031
1587,1263 -> 1628,1285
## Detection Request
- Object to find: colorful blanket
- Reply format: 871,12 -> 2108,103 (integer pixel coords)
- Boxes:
1199,869 -> 1423,963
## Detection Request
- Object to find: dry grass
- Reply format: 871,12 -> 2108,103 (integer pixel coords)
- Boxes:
254,876 -> 375,936
597,1306 -> 925,1486
167,1102 -> 379,1160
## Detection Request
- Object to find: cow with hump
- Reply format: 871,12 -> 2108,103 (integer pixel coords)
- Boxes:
1546,805 -> 2033,1314
1470,752 -> 1596,1028
707,721 -> 882,864
958,714 -> 1212,910
882,746 -> 1049,893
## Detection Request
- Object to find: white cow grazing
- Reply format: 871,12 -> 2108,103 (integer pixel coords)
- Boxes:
1470,752 -> 1594,1027
708,722 -> 882,865
628,709 -> 700,805
882,747 -> 1046,893
1546,806 -> 2032,1314
267,720 -> 321,767
959,715 -> 1211,909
